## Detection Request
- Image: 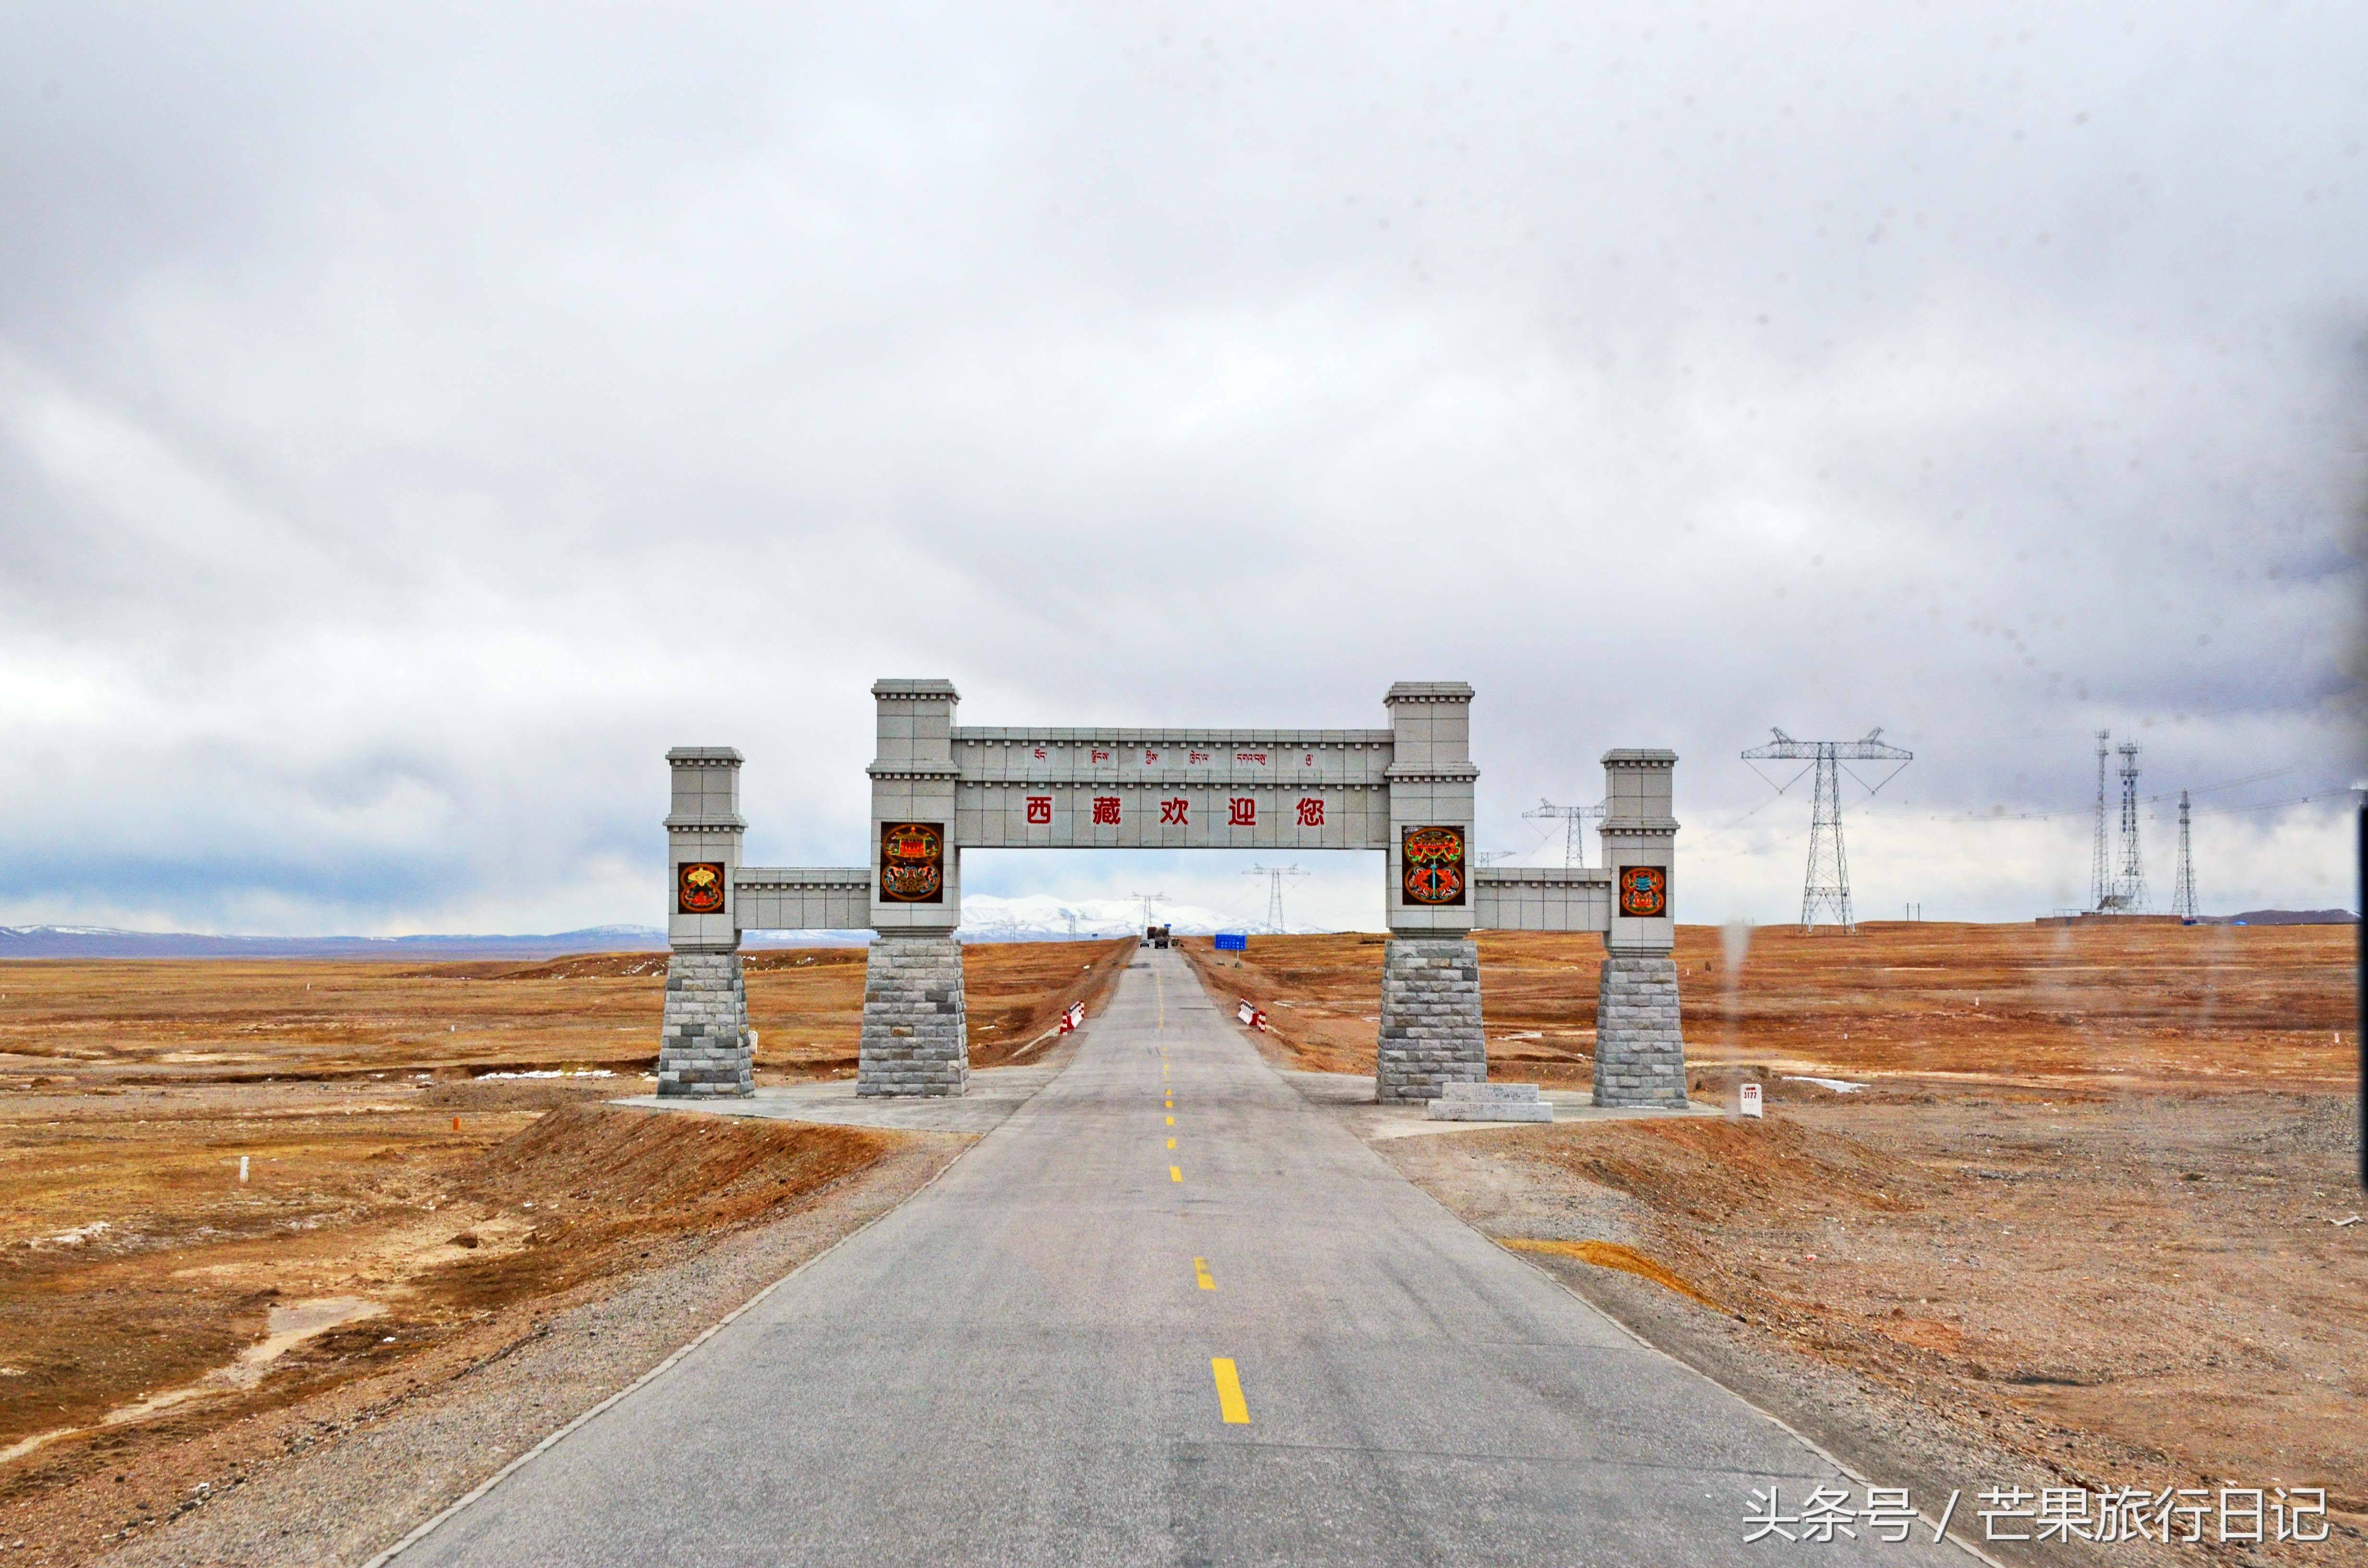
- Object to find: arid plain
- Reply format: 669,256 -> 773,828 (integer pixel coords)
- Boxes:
1,922 -> 2359,1564
0,939 -> 1134,1562
1187,921 -> 2364,1559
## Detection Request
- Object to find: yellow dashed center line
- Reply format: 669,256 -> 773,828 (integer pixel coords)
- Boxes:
1193,1257 -> 1215,1290
1210,1358 -> 1249,1424
1167,1137 -> 1176,1149
1165,1115 -> 1173,1126
1170,1165 -> 1182,1183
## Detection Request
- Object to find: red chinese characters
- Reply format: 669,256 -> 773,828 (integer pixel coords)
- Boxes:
1229,797 -> 1257,826
1025,796 -> 1052,824
1092,796 -> 1122,825
1295,797 -> 1325,827
1160,798 -> 1189,825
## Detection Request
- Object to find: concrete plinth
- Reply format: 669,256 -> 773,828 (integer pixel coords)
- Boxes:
1593,954 -> 1688,1106
1426,1081 -> 1553,1123
858,934 -> 969,1096
657,951 -> 752,1097
1375,937 -> 1487,1104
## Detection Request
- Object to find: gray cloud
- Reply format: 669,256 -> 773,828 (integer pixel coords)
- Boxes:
1,3 -> 2360,934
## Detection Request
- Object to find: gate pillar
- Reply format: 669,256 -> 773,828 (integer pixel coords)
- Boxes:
657,747 -> 753,1097
1594,749 -> 1687,1105
1375,683 -> 1488,1103
858,680 -> 969,1096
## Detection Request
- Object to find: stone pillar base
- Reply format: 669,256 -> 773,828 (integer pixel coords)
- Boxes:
858,934 -> 969,1097
1375,937 -> 1487,1103
657,952 -> 752,1097
1594,954 -> 1689,1106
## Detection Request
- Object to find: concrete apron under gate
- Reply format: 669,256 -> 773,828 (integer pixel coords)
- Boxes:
620,1025 -> 1718,1138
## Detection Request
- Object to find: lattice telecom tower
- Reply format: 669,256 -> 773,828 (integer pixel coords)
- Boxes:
2085,733 -> 2149,913
1245,864 -> 1308,934
1742,727 -> 1914,934
2171,789 -> 2198,919
2090,730 -> 2115,912
2114,742 -> 2147,913
1523,798 -> 1606,869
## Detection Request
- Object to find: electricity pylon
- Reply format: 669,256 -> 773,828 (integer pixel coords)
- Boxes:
1245,864 -> 1308,934
1741,727 -> 1914,934
1128,891 -> 1168,931
2171,789 -> 2198,919
1523,798 -> 1605,869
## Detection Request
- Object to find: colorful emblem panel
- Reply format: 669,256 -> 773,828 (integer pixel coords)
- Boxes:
677,861 -> 727,916
879,821 -> 947,903
1617,864 -> 1668,919
1400,825 -> 1468,907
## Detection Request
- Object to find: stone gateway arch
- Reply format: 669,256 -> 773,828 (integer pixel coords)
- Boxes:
660,681 -> 1686,1107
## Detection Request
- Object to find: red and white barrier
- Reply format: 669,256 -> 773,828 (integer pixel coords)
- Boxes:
1234,1000 -> 1268,1032
1057,1001 -> 1086,1035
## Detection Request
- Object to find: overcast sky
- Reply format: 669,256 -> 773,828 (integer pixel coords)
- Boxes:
2,3 -> 2361,937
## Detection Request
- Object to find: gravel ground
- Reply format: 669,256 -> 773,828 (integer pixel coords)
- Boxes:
1381,1128 -> 2165,1568
77,1133 -> 969,1568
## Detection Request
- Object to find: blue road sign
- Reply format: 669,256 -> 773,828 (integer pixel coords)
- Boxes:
1214,932 -> 1248,951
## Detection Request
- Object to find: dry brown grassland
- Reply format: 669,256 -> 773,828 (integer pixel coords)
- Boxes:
0,938 -> 1132,1560
1185,921 -> 2365,1552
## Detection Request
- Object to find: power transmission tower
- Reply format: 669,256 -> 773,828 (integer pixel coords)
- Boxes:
2090,730 -> 2114,912
1741,727 -> 1914,934
2171,790 -> 2198,919
1128,891 -> 1168,931
1523,798 -> 1606,869
2115,742 -> 2147,913
1244,864 -> 1308,934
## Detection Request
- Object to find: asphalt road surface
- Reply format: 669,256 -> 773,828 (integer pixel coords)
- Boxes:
391,947 -> 1969,1567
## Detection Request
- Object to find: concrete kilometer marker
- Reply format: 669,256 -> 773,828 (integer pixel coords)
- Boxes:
1210,1359 -> 1250,1424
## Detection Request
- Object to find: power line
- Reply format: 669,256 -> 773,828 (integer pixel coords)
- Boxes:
1740,727 -> 1913,934
1243,864 -> 1308,935
1522,798 -> 1604,870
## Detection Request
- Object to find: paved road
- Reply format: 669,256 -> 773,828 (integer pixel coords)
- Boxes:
395,948 -> 1966,1567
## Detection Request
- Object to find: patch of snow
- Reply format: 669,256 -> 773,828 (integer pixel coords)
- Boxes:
1783,1075 -> 1869,1094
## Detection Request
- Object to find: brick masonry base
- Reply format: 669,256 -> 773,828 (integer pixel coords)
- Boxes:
858,934 -> 970,1097
656,951 -> 752,1098
1375,936 -> 1489,1104
1594,953 -> 1689,1107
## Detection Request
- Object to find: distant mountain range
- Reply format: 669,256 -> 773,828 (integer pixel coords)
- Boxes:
0,925 -> 681,960
0,894 -> 1265,960
2220,908 -> 2358,926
